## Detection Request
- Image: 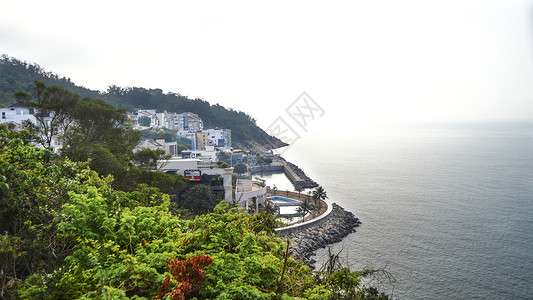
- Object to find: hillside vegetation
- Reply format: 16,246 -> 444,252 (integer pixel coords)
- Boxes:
0,124 -> 390,299
0,55 -> 286,150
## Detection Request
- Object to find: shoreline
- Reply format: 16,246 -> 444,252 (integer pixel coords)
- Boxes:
255,155 -> 361,268
280,203 -> 361,268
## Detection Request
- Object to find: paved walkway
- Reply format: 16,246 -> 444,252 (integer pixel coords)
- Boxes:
268,189 -> 328,220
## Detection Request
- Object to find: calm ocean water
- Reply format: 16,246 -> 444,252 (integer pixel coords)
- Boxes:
259,123 -> 533,300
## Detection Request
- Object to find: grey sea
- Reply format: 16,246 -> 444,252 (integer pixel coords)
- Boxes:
258,123 -> 533,300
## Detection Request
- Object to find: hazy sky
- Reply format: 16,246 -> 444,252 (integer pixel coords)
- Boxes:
2,0 -> 533,133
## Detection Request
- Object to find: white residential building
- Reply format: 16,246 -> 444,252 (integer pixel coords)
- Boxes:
0,102 -> 37,125
180,146 -> 217,163
155,112 -> 166,129
135,139 -> 179,157
205,128 -> 231,148
136,109 -> 159,128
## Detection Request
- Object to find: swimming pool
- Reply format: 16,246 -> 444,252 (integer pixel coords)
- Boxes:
270,196 -> 301,204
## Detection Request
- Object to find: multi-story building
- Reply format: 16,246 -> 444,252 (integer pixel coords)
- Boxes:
155,112 -> 166,129
206,128 -> 231,148
196,132 -> 213,150
135,110 -> 202,132
136,109 -> 159,128
164,113 -> 182,130
125,112 -> 138,127
182,112 -> 203,132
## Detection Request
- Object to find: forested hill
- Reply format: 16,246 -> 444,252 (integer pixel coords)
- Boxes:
0,55 -> 287,150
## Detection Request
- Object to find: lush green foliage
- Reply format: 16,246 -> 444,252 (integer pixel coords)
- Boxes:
215,161 -> 229,168
179,184 -> 220,215
27,81 -> 80,147
141,129 -> 175,143
233,163 -> 247,175
312,186 -> 328,205
60,97 -> 141,177
0,124 -> 113,298
257,156 -> 273,165
131,148 -> 170,170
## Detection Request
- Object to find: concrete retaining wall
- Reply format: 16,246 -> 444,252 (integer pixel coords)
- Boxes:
248,164 -> 284,173
274,198 -> 333,236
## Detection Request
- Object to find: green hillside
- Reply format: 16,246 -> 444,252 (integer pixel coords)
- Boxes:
0,55 -> 286,150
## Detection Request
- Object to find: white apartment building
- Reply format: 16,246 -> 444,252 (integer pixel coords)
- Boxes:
206,128 -> 231,148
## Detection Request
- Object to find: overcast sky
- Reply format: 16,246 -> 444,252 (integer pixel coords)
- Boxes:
2,0 -> 533,133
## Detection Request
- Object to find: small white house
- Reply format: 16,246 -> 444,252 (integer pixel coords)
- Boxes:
158,158 -> 200,175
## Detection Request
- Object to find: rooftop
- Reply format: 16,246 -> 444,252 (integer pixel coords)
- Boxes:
236,179 -> 264,193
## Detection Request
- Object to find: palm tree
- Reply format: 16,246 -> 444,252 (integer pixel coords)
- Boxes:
296,198 -> 314,222
312,186 -> 328,206
312,186 -> 328,213
294,185 -> 304,199
272,184 -> 278,196
263,201 -> 278,215
254,177 -> 266,187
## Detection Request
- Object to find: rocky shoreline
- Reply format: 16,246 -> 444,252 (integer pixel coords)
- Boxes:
282,203 -> 362,268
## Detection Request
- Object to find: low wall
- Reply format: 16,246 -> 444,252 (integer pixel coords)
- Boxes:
275,198 -> 333,236
248,164 -> 284,173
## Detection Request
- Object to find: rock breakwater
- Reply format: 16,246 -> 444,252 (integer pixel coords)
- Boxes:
283,203 -> 361,268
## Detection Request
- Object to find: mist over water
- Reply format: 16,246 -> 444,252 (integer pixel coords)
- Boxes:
261,123 -> 533,299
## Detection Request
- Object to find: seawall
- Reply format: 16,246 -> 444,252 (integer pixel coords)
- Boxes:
248,163 -> 284,173
278,203 -> 361,268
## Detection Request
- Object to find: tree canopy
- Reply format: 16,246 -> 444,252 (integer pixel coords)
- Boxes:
179,184 -> 220,215
233,162 -> 248,175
